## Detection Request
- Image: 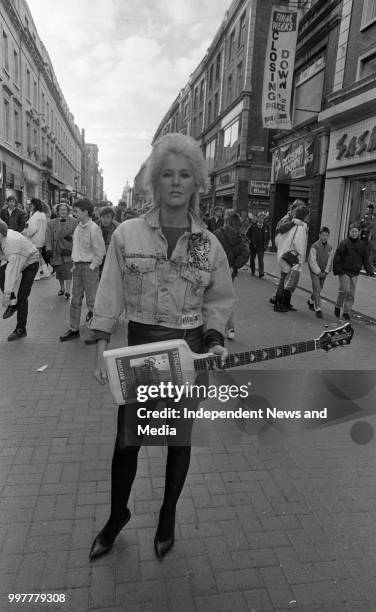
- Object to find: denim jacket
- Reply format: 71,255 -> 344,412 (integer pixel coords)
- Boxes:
90,206 -> 235,336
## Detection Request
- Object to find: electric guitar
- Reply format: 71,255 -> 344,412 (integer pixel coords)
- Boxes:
103,323 -> 354,405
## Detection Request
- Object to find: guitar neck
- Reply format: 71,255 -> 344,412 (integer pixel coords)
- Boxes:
194,339 -> 319,372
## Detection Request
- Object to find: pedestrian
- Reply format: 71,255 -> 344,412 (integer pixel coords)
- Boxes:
239,210 -> 249,237
246,212 -> 267,278
45,203 -> 77,299
114,199 -> 127,223
359,203 -> 376,268
59,199 -> 106,341
307,227 -> 333,318
0,219 -> 39,340
0,196 -> 26,233
269,200 -> 308,308
96,206 -> 119,276
214,210 -> 249,339
88,132 -> 234,561
22,198 -> 48,279
274,204 -> 309,312
207,205 -> 224,232
333,223 -> 373,320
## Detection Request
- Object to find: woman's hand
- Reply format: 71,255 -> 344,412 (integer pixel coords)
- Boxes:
93,339 -> 108,385
209,344 -> 229,368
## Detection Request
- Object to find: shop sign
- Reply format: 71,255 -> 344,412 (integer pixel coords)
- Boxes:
327,119 -> 376,169
250,180 -> 270,196
217,171 -> 235,188
272,135 -> 319,182
250,145 -> 265,152
262,6 -> 299,130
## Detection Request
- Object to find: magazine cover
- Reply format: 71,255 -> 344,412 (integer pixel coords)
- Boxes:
113,346 -> 184,403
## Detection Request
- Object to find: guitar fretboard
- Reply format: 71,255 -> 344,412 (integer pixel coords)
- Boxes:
194,339 -> 318,372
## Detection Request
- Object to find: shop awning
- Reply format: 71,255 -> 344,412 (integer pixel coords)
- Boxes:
49,176 -> 65,189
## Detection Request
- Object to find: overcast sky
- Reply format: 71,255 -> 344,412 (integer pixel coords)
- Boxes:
27,0 -> 231,202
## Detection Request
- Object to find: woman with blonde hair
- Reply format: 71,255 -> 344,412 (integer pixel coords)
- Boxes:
88,133 -> 234,560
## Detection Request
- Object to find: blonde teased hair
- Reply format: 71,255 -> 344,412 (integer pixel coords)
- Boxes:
143,133 -> 210,215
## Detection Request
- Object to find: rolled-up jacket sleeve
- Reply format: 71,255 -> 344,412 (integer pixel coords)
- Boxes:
202,243 -> 235,336
90,232 -> 125,334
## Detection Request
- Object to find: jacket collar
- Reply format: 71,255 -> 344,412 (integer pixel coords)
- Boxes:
143,205 -> 206,234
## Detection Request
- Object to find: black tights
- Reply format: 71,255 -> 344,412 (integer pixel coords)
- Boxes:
100,443 -> 191,542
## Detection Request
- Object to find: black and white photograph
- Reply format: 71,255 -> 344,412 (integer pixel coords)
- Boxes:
1,0 -> 376,610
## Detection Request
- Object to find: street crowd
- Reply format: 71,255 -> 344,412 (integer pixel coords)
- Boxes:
0,133 -> 374,564
0,186 -> 374,345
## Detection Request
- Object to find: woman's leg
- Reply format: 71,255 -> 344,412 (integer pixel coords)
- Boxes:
156,445 -> 191,540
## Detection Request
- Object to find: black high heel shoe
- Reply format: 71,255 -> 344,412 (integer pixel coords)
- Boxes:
154,507 -> 175,559
89,508 -> 131,560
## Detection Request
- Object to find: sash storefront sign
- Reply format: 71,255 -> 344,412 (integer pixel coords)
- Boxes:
262,6 -> 299,130
327,118 -> 376,170
272,136 -> 319,182
250,180 -> 270,196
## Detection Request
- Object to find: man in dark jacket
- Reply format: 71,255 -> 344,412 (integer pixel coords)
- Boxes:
246,213 -> 267,278
333,223 -> 373,320
207,206 -> 224,233
96,207 -> 119,277
214,210 -> 249,339
0,196 -> 26,232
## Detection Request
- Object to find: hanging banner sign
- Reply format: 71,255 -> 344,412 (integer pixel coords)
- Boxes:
262,6 -> 299,130
271,136 -> 319,182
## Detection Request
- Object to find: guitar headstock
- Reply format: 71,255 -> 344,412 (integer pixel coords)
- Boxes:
318,322 -> 354,352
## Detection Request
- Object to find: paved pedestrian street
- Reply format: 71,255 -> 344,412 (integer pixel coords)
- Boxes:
1,273 -> 376,612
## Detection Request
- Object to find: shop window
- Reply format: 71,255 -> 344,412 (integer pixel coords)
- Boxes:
361,0 -> 376,30
222,118 -> 240,166
357,49 -> 376,79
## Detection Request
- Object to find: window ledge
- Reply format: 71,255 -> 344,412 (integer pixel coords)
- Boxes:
360,16 -> 376,31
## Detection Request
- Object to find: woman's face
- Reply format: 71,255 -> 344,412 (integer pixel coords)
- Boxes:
59,205 -> 69,219
157,154 -> 196,211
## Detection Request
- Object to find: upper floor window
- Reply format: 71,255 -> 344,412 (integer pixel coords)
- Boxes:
205,138 -> 216,171
4,98 -> 10,141
3,31 -> 9,72
215,53 -> 221,80
227,74 -> 233,105
199,80 -> 204,105
193,87 -> 198,111
208,100 -> 212,124
209,65 -> 214,91
361,0 -> 376,29
13,50 -> 19,83
358,49 -> 376,79
214,92 -> 219,118
33,80 -> 37,107
238,12 -> 246,48
237,62 -> 243,96
26,68 -> 31,99
229,30 -> 235,62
